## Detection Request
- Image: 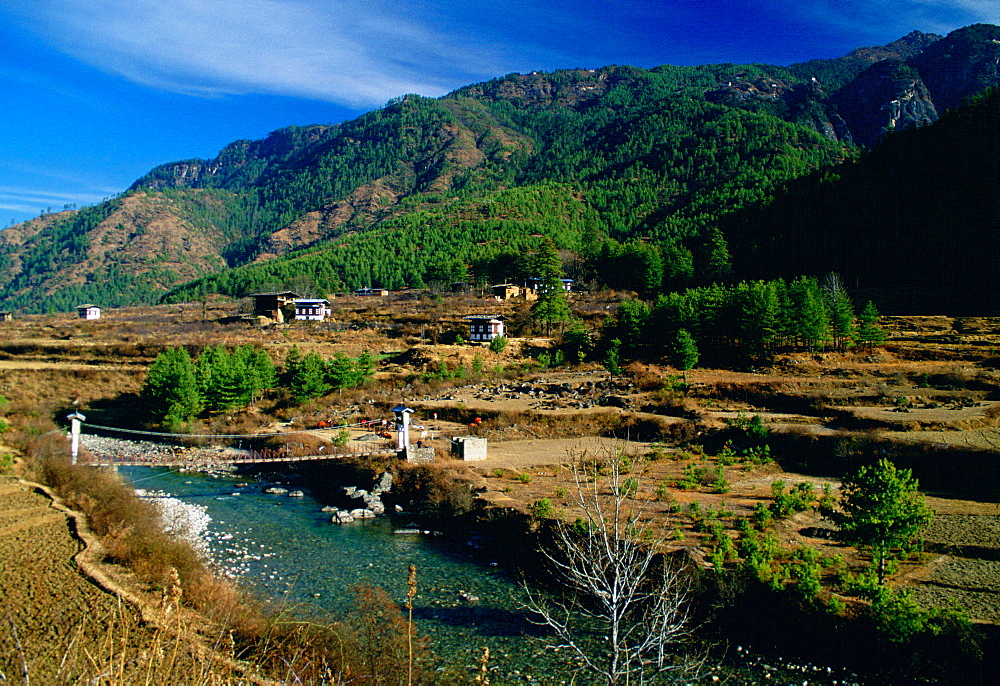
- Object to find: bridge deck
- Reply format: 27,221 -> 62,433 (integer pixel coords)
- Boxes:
84,450 -> 398,468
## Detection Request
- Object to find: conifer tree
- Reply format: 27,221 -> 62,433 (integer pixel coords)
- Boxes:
562,320 -> 594,364
289,352 -> 330,400
531,238 -> 572,335
142,347 -> 202,429
673,328 -> 699,371
327,352 -> 362,390
603,338 -> 622,380
787,276 -> 830,350
737,280 -> 779,362
701,227 -> 732,282
833,458 -> 933,584
822,273 -> 856,351
857,300 -> 887,350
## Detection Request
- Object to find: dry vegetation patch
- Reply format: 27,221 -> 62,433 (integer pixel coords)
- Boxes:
0,302 -> 998,681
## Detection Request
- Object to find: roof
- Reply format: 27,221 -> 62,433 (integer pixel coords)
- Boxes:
463,314 -> 505,321
249,291 -> 299,298
294,298 -> 329,305
76,304 -> 99,309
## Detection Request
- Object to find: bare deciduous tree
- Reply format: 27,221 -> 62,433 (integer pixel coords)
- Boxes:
523,453 -> 704,685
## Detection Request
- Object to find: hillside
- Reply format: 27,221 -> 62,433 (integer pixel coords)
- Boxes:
727,87 -> 1000,314
0,24 -> 998,312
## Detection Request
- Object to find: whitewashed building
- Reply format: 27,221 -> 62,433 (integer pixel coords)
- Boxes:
76,304 -> 101,320
294,298 -> 332,321
463,314 -> 505,342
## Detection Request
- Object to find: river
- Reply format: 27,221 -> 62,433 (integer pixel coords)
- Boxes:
121,465 -> 865,685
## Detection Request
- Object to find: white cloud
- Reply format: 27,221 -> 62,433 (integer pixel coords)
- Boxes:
4,0 -> 996,108
5,0 -> 534,106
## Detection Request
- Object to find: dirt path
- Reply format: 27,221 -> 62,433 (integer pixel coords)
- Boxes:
0,359 -> 136,371
466,436 -> 651,469
0,474 -> 253,683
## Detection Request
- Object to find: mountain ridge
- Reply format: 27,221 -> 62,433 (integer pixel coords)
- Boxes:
1,24 -> 998,312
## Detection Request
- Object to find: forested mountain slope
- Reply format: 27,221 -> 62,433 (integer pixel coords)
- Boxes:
727,88 -> 1000,315
0,24 -> 998,312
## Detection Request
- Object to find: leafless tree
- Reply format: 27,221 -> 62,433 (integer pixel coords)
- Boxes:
523,453 -> 705,685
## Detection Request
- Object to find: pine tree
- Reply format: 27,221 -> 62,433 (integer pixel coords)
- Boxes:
788,276 -> 830,350
701,227 -> 732,282
142,347 -> 202,428
833,458 -> 933,584
326,352 -> 361,390
244,346 -> 277,401
603,338 -> 622,380
857,300 -> 887,350
738,280 -> 779,362
823,273 -> 856,351
288,351 -> 330,400
562,320 -> 593,364
530,238 -> 572,335
673,329 -> 699,371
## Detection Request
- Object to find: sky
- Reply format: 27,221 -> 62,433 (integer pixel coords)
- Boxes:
0,0 -> 997,225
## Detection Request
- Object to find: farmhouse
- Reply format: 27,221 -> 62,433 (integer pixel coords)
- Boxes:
492,283 -> 527,300
354,287 -> 389,297
76,304 -> 101,320
0,312 -> 12,322
250,291 -> 298,323
527,277 -> 574,293
463,314 -> 505,342
294,298 -> 332,321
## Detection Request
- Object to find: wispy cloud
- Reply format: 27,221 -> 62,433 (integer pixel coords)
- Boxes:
0,181 -> 118,220
4,0 -> 548,107
7,0 -> 994,109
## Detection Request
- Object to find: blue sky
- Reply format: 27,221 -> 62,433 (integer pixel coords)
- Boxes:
1,0 -> 996,225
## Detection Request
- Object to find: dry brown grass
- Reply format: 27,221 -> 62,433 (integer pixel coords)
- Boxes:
5,421 -> 431,684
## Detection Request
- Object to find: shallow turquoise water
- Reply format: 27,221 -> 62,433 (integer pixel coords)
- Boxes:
121,466 -> 864,685
122,466 -> 577,682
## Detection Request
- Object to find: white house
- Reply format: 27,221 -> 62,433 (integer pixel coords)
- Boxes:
76,304 -> 101,320
463,314 -> 505,342
527,277 -> 574,293
294,298 -> 332,321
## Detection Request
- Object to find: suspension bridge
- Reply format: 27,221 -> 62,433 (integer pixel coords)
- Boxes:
68,413 -> 410,469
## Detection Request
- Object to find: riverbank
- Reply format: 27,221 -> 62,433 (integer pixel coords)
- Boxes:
0,469 -> 259,683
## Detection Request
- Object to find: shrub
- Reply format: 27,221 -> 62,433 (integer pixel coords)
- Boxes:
618,477 -> 639,498
488,335 -> 508,355
517,472 -> 532,484
531,498 -> 554,518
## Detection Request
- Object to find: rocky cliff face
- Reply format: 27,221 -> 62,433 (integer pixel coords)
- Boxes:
911,24 -> 1000,112
833,60 -> 938,148
133,124 -> 338,190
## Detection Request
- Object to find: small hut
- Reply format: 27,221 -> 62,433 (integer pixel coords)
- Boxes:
76,304 -> 101,320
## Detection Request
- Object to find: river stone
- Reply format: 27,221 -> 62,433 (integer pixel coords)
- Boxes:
320,505 -> 336,512
343,486 -> 357,497
288,491 -> 305,498
333,511 -> 354,523
265,487 -> 288,495
374,472 -> 393,493
350,508 -> 375,519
